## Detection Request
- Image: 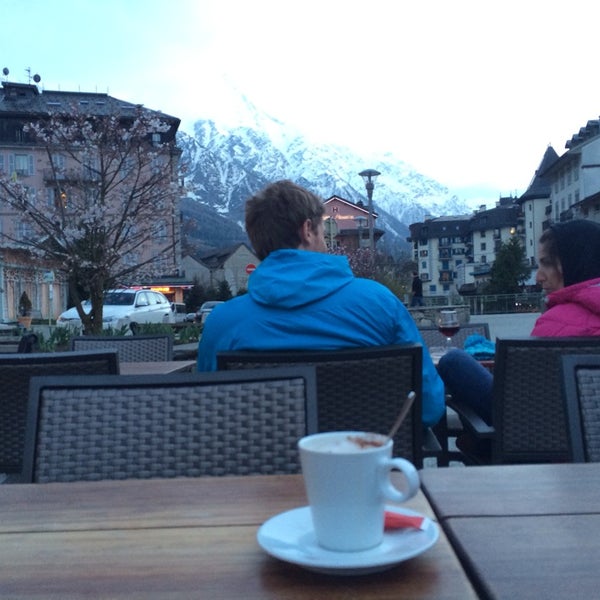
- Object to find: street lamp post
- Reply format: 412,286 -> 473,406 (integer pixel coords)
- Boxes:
358,169 -> 381,253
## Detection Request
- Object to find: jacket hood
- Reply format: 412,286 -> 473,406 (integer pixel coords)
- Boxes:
549,220 -> 600,287
248,249 -> 354,309
546,276 -> 600,316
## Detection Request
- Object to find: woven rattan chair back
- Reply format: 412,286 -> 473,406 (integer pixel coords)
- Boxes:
23,367 -> 317,483
493,337 -> 600,464
418,322 -> 491,349
561,354 -> 600,463
217,344 -> 424,466
0,350 -> 119,475
71,335 -> 173,362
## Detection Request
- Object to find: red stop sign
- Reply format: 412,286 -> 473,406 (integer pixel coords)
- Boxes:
245,263 -> 256,275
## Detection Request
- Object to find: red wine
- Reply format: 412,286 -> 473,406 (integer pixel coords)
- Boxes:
439,326 -> 460,338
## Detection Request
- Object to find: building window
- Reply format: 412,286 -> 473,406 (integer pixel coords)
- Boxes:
13,153 -> 33,176
481,242 -> 486,251
51,154 -> 65,170
18,221 -> 34,240
82,156 -> 99,181
155,220 -> 168,238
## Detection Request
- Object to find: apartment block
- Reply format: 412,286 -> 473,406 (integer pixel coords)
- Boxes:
409,200 -> 523,299
0,79 -> 181,321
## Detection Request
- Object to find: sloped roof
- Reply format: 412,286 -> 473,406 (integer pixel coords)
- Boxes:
565,118 -> 600,150
324,194 -> 377,216
0,80 -> 179,123
519,146 -> 559,202
198,242 -> 256,269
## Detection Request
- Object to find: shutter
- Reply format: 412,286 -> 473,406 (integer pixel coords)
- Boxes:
9,154 -> 14,177
28,154 -> 34,176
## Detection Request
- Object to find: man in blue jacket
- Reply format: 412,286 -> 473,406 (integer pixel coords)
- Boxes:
197,180 -> 445,427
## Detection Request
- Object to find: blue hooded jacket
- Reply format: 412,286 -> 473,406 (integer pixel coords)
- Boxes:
197,249 -> 445,427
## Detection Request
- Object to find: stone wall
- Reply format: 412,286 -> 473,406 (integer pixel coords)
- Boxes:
407,305 -> 470,328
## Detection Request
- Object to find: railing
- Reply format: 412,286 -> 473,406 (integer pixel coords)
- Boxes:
466,293 -> 543,315
408,292 -> 544,316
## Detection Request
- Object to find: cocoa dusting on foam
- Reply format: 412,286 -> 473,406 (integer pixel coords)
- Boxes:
347,435 -> 384,449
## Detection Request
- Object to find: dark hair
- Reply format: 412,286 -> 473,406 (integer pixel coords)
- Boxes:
245,180 -> 325,260
542,220 -> 600,287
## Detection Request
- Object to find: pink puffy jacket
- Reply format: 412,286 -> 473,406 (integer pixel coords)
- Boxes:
531,277 -> 600,337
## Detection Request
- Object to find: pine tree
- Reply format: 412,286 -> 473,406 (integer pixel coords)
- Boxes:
484,237 -> 531,294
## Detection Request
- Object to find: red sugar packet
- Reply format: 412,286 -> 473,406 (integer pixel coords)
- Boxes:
384,511 -> 426,531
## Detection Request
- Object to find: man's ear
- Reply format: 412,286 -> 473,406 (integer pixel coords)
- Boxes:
298,219 -> 313,248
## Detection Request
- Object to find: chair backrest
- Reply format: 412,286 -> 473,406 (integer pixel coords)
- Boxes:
0,350 -> 119,475
418,322 -> 491,349
561,354 -> 600,463
217,344 -> 424,466
492,337 -> 600,464
71,335 -> 173,362
23,367 -> 317,483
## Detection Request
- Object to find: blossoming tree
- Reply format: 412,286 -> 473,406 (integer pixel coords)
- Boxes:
0,107 -> 181,334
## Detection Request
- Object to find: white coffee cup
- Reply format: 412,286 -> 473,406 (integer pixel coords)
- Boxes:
298,430 -> 419,552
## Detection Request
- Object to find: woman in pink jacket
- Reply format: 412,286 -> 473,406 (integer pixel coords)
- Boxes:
437,219 -> 600,459
531,221 -> 600,335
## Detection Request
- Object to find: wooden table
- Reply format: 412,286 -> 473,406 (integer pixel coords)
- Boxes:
0,475 -> 477,599
420,464 -> 600,599
120,360 -> 196,375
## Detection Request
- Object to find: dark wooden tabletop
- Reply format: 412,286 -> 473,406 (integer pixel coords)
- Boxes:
420,462 -> 600,519
0,474 -> 477,599
420,463 -> 600,599
445,514 -> 600,599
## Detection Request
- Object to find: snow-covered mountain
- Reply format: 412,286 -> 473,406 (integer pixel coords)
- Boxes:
178,94 -> 473,256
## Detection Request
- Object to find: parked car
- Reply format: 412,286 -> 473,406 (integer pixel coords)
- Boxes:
185,312 -> 197,323
57,289 -> 174,331
196,300 -> 224,324
171,302 -> 188,323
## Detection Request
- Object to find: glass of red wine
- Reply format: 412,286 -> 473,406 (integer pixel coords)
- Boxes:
438,309 -> 460,352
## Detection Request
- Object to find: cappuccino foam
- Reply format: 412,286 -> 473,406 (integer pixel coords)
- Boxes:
307,433 -> 386,454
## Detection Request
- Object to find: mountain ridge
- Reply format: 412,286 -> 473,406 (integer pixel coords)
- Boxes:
178,104 -> 474,257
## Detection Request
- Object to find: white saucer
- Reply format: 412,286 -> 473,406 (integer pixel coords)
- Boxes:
257,505 -> 438,575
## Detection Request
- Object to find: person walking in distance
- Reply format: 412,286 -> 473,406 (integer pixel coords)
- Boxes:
411,271 -> 424,307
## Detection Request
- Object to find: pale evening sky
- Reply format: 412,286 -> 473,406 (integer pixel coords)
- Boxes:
2,0 -> 600,208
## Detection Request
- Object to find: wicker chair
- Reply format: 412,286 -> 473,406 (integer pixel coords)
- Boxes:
418,322 -> 491,349
0,350 -> 119,478
561,354 -> 600,463
71,335 -> 173,362
450,337 -> 600,464
22,367 -> 317,483
217,344 -> 432,468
